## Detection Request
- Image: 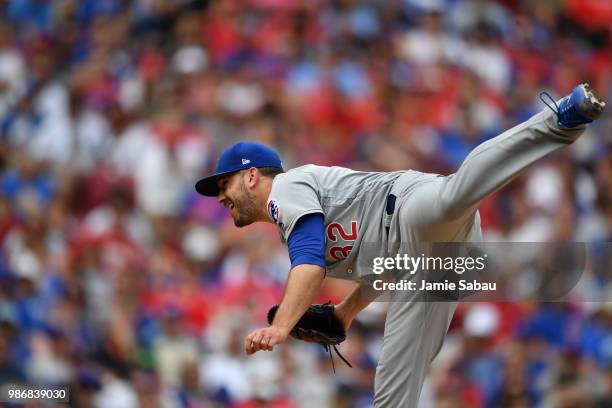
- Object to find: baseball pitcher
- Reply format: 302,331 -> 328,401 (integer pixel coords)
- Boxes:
195,84 -> 606,407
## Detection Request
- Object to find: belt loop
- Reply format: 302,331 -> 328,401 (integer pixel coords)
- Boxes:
384,194 -> 396,232
386,194 -> 396,215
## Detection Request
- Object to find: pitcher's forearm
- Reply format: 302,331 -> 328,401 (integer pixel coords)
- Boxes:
271,264 -> 326,332
336,282 -> 382,324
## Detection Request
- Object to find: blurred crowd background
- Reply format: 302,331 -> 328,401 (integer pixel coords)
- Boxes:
0,0 -> 611,407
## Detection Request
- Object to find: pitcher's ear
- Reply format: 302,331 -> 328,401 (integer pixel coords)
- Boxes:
246,167 -> 259,186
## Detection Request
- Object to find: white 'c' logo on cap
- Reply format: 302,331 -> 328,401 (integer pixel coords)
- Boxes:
242,159 -> 251,165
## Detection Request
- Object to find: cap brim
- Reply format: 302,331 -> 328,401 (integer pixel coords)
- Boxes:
195,170 -> 237,197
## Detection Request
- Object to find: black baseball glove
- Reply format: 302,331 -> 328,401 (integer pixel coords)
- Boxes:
267,301 -> 352,371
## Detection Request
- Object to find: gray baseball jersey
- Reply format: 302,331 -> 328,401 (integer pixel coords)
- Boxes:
266,164 -> 418,280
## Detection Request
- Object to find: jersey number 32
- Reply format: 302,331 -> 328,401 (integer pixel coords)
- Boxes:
326,221 -> 358,261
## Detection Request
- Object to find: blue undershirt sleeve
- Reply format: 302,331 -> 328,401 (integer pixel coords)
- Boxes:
287,213 -> 326,269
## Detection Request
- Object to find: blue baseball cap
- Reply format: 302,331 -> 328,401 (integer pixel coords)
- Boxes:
195,142 -> 283,196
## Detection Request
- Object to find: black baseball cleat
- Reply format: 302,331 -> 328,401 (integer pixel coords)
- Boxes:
539,83 -> 606,127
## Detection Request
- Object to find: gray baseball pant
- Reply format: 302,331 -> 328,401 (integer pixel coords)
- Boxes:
374,107 -> 587,407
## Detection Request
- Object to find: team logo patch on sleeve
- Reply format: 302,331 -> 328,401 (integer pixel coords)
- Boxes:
267,199 -> 280,224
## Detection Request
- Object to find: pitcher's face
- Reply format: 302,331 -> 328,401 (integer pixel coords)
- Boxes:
217,172 -> 259,227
